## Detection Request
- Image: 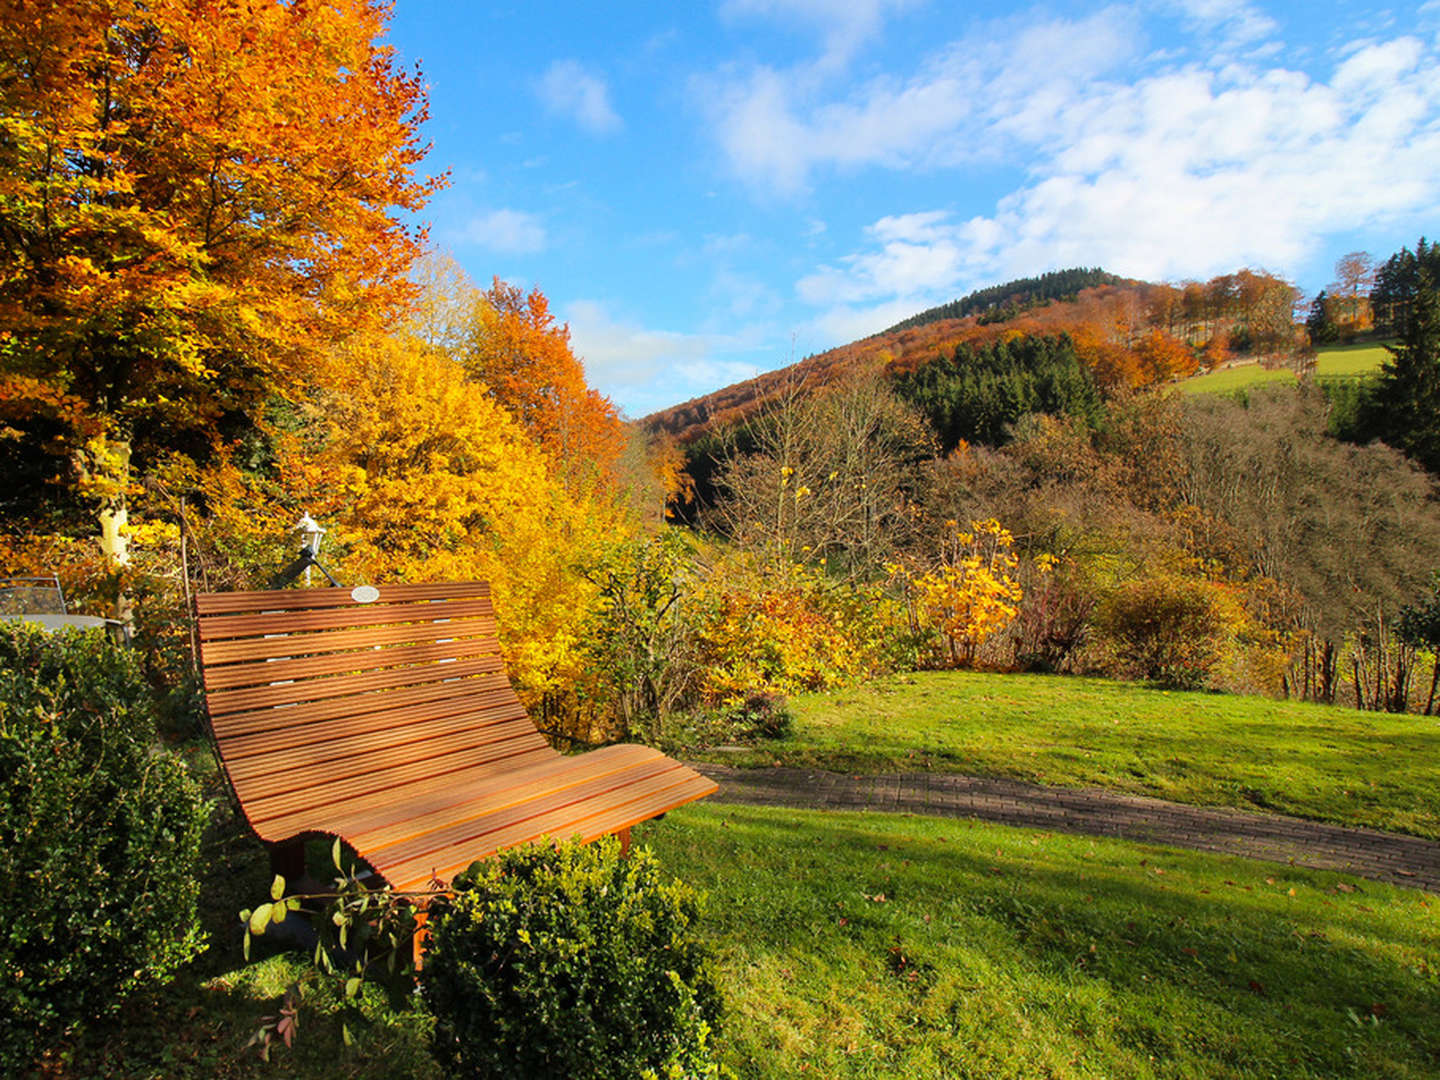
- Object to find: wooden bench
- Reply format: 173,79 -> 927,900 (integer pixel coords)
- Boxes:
194,582 -> 717,895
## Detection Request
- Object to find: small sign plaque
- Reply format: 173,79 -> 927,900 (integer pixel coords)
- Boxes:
350,585 -> 380,604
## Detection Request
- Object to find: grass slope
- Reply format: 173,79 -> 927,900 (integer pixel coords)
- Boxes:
687,671 -> 1440,839
1179,342 -> 1391,395
643,804 -> 1440,1079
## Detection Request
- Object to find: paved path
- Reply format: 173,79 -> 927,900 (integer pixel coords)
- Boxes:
690,764 -> 1440,893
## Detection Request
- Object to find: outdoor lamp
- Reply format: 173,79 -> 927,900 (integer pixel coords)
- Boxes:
293,512 -> 326,557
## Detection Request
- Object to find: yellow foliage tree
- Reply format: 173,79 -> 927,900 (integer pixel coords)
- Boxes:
216,336 -> 626,703
899,519 -> 1025,665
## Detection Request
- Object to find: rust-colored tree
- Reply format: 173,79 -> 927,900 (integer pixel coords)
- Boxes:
461,278 -> 625,487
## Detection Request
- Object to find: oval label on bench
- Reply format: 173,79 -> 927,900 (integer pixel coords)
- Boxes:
350,585 -> 380,604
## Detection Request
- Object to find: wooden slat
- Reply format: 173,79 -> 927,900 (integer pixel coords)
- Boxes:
232,718 -> 542,803
198,597 -> 496,641
245,738 -> 557,839
391,772 -> 719,892
361,757 -> 682,867
202,634 -> 502,689
195,582 -> 489,615
224,697 -> 529,782
204,655 -> 501,717
254,746 -> 562,841
210,666 -> 509,739
199,616 -> 499,667
350,746 -> 672,851
331,744 -> 662,841
377,768 -> 718,891
218,675 -> 516,758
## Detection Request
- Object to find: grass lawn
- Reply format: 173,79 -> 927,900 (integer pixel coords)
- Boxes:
642,804 -> 1440,1079
1178,362 -> 1296,395
684,670 -> 1440,839
51,802 -> 1440,1079
1179,341 -> 1391,395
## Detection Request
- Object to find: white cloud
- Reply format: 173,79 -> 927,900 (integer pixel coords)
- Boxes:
537,60 -> 622,136
721,0 -> 921,68
565,300 -> 765,416
458,209 -> 548,255
781,26 -> 1440,333
701,8 -> 1140,194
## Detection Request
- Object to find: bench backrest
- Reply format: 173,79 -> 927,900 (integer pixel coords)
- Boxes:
194,582 -> 557,844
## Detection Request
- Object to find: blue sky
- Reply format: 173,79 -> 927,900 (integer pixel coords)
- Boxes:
386,1 -> 1440,417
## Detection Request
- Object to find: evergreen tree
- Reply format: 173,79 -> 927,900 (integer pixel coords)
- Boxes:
1367,271 -> 1440,472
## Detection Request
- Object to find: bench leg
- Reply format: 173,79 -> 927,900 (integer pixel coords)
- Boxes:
268,838 -> 307,889
412,907 -> 430,971
618,827 -> 631,857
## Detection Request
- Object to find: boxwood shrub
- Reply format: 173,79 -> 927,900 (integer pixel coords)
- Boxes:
0,623 -> 209,1071
422,835 -> 725,1079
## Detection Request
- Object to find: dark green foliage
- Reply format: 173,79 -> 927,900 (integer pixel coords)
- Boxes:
422,836 -> 724,1080
885,268 -> 1121,333
1371,237 -> 1440,337
1305,289 -> 1339,344
0,624 -> 209,1072
894,333 -> 1102,451
1363,272 -> 1440,473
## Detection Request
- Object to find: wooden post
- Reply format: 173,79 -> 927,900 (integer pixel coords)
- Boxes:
618,827 -> 631,857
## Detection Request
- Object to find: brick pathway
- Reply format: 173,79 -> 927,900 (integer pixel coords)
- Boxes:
690,764 -> 1440,892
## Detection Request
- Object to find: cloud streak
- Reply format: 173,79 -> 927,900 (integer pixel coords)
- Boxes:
537,60 -> 623,135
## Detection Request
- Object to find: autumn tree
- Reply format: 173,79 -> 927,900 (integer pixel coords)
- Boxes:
460,278 -> 625,487
0,0 -> 438,584
1331,250 -> 1375,333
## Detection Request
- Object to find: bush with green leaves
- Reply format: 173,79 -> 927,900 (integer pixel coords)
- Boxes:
422,835 -> 725,1080
0,623 -> 209,1071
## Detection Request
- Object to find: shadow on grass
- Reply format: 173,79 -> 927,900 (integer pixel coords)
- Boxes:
643,805 -> 1440,1079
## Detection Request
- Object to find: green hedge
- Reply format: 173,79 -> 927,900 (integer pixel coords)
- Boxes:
422,835 -> 725,1079
0,624 -> 209,1071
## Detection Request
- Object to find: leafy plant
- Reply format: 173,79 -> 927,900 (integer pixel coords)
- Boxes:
422,835 -> 725,1080
0,623 -> 209,1072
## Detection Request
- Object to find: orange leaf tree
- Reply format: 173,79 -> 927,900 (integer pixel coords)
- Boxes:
0,0 -> 439,566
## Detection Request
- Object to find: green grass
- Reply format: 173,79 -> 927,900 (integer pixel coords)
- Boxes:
1315,341 -> 1392,377
55,801 -> 1440,1079
1178,362 -> 1297,394
640,804 -> 1440,1078
686,670 -> 1440,839
1179,341 -> 1391,395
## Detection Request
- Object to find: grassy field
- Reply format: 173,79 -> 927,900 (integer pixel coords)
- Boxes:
645,804 -> 1440,1079
686,670 -> 1440,839
52,802 -> 1440,1079
1179,341 -> 1391,395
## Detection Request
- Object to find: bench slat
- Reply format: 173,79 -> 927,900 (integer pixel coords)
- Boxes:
202,636 -> 502,690
218,675 -> 517,758
204,655 -> 501,716
200,617 -> 499,669
380,768 -> 717,892
211,661 -> 509,737
245,736 -> 557,839
196,582 -> 490,615
254,747 -> 563,841
198,597 -> 496,640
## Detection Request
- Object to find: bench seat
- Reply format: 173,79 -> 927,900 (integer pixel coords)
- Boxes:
195,582 -> 716,893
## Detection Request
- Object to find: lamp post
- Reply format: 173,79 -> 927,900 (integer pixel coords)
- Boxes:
293,512 -> 326,586
269,511 -> 341,589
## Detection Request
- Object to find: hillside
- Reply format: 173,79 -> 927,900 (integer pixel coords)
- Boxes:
642,267 -> 1300,444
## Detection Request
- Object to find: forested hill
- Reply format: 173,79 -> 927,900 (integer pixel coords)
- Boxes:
642,266 -> 1302,444
884,268 -> 1123,333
